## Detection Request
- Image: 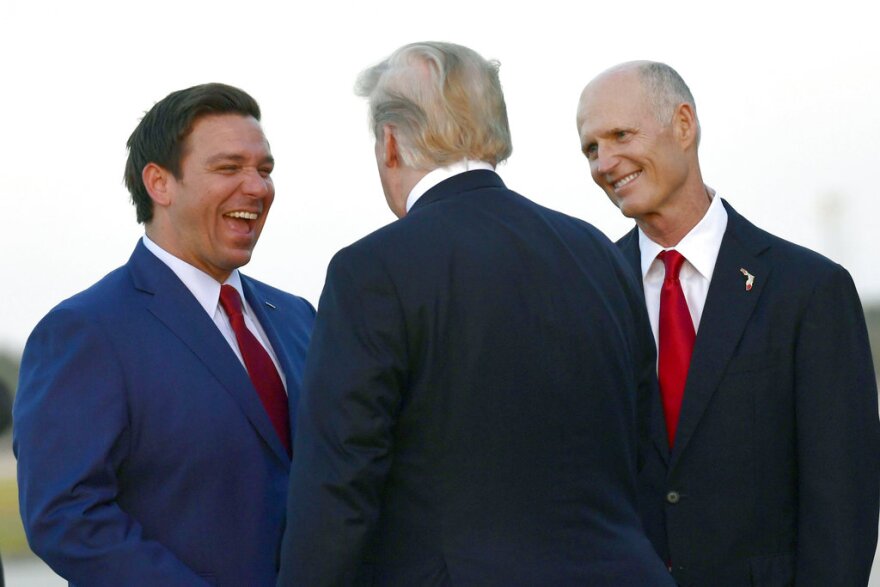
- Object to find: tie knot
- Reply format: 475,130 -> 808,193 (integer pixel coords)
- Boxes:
219,284 -> 244,319
659,249 -> 687,281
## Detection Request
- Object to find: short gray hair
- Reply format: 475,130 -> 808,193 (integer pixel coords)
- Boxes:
635,61 -> 701,145
355,41 -> 512,168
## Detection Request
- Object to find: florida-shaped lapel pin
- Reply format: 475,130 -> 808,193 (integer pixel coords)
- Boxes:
739,268 -> 755,291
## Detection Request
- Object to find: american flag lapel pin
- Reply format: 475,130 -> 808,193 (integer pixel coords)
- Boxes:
739,268 -> 755,291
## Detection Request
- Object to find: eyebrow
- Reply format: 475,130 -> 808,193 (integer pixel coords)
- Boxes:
584,126 -> 633,146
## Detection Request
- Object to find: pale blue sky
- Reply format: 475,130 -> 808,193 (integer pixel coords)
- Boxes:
2,0 -> 878,352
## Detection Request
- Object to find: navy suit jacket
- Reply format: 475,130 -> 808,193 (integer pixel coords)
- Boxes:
278,171 -> 676,587
620,201 -> 880,586
14,241 -> 315,586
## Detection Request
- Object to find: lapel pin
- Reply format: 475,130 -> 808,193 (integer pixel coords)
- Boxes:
739,268 -> 755,291
265,301 -> 277,309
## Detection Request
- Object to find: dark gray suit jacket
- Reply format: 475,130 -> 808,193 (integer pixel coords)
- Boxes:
620,200 -> 880,586
279,170 -> 676,586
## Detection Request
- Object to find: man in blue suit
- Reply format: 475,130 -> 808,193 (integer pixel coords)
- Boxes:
14,83 -> 315,586
576,61 -> 880,585
277,42 -> 675,587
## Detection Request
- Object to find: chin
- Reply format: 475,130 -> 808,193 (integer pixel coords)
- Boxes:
613,197 -> 637,219
615,194 -> 652,220
224,251 -> 254,271
618,206 -> 641,220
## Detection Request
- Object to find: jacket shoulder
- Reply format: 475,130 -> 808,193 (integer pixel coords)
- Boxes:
727,206 -> 845,278
47,264 -> 134,318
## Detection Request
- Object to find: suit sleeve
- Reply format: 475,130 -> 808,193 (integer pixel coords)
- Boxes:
794,266 -> 880,585
13,307 -> 210,587
278,247 -> 407,587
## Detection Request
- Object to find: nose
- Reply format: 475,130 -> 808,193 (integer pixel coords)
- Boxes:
593,145 -> 618,177
241,168 -> 273,198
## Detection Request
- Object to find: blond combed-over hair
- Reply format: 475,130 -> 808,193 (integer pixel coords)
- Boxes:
356,42 -> 512,169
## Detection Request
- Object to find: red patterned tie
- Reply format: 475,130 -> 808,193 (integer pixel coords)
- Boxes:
219,285 -> 291,457
657,250 -> 695,448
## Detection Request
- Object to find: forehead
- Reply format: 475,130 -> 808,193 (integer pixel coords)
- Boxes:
577,70 -> 653,137
184,114 -> 270,157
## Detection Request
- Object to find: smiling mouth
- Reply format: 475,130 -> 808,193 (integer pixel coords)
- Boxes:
224,211 -> 258,220
612,171 -> 641,191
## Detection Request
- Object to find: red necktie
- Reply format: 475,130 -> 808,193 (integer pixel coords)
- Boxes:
657,250 -> 695,448
219,285 -> 291,457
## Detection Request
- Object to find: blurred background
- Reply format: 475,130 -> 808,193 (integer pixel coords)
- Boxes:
1,0 -> 878,582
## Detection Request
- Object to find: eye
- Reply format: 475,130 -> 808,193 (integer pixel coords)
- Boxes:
616,130 -> 629,140
216,165 -> 240,174
259,166 -> 274,178
583,143 -> 598,161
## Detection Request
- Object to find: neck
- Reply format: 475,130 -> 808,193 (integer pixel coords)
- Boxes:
637,184 -> 712,248
391,167 -> 431,218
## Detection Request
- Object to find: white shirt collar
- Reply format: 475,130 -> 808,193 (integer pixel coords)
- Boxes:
637,190 -> 728,281
405,159 -> 495,212
142,234 -> 245,318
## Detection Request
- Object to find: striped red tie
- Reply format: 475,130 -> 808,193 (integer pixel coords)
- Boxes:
219,285 -> 291,457
657,250 -> 695,448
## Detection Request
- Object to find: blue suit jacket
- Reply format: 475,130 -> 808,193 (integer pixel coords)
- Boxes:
278,171 -> 676,587
620,201 -> 880,586
14,241 -> 315,586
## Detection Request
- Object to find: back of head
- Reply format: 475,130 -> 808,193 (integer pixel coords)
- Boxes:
124,83 -> 262,224
355,42 -> 512,169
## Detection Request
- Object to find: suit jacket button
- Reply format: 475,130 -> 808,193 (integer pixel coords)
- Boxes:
666,490 -> 681,504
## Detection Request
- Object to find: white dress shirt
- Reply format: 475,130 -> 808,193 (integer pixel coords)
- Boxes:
638,192 -> 728,350
406,159 -> 495,212
142,234 -> 287,390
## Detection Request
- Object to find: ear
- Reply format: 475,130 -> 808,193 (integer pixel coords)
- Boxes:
381,125 -> 400,168
673,103 -> 698,149
142,163 -> 173,207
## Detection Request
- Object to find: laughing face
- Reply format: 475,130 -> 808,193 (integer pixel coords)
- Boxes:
153,113 -> 275,282
576,68 -> 691,222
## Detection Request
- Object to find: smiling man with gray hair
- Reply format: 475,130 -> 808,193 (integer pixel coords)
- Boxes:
576,60 -> 879,586
277,42 -> 675,587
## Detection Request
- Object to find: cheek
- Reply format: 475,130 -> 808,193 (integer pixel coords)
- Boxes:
653,150 -> 686,187
264,185 -> 276,209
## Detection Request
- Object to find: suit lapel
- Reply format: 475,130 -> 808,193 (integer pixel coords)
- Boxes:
242,278 -> 306,452
128,242 -> 290,464
618,228 -> 670,466
668,203 -> 771,469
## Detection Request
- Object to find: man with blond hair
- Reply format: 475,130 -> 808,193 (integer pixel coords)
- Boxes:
576,61 -> 879,585
277,43 -> 675,587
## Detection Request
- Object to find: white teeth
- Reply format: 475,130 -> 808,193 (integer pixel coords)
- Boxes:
225,211 -> 258,220
613,171 -> 640,190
